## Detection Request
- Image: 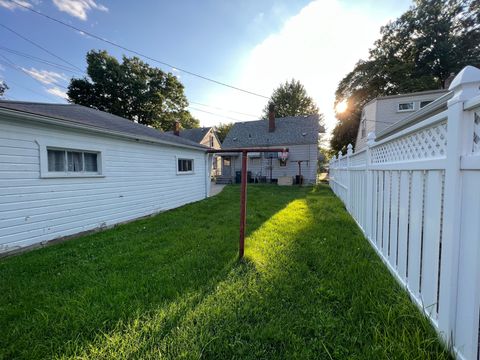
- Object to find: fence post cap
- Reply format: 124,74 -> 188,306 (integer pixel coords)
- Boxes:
347,143 -> 353,155
338,151 -> 343,159
448,65 -> 480,91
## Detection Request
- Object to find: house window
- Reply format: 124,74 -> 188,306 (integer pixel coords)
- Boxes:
209,135 -> 214,148
420,100 -> 432,108
177,158 -> 194,173
398,102 -> 414,111
279,159 -> 287,167
47,148 -> 99,174
223,158 -> 231,166
361,119 -> 366,138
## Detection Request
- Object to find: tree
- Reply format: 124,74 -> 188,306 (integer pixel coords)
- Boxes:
214,122 -> 233,143
0,81 -> 8,98
262,79 -> 324,124
330,0 -> 480,153
68,50 -> 199,131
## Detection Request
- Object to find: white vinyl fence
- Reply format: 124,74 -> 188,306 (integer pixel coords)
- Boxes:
329,66 -> 480,360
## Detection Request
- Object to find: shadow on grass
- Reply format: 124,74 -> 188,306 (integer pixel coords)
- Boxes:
42,186 -> 451,359
0,185 -> 310,359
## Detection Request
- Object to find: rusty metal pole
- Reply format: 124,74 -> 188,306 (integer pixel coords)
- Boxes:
239,150 -> 248,259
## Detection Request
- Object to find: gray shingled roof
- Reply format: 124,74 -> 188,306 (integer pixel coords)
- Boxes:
166,127 -> 212,143
222,115 -> 320,148
0,100 -> 207,149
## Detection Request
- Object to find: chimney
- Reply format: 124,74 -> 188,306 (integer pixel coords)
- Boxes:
268,103 -> 275,132
174,121 -> 180,136
444,72 -> 456,89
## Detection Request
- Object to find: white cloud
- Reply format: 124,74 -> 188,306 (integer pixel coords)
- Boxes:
0,0 -> 35,10
46,86 -> 67,99
52,0 -> 108,21
21,67 -> 67,85
195,0 -> 410,138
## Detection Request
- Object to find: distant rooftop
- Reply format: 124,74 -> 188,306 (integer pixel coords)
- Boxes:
222,115 -> 321,149
0,100 -> 207,150
166,127 -> 213,143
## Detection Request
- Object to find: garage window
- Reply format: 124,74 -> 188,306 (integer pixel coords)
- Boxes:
47,148 -> 100,174
177,158 -> 194,174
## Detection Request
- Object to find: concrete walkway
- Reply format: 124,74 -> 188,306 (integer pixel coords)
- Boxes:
209,183 -> 226,197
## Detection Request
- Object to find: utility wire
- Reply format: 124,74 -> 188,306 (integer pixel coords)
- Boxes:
1,45 -> 260,119
188,106 -> 249,122
189,101 -> 259,118
0,76 -> 55,101
0,23 -> 84,73
0,46 -> 83,75
0,54 -> 68,91
9,0 -> 270,99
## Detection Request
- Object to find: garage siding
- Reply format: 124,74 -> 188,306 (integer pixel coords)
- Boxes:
0,117 -> 207,253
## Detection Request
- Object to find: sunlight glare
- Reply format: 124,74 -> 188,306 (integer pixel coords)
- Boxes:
335,100 -> 348,113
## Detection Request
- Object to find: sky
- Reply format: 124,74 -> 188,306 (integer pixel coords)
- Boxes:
0,0 -> 412,136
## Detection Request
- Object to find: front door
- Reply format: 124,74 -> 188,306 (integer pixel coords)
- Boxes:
222,156 -> 232,177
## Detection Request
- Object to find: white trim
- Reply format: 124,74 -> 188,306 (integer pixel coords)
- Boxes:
464,94 -> 480,111
397,101 -> 415,112
36,139 -> 105,178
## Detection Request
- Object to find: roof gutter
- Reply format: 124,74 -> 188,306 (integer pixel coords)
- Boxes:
0,107 -> 207,152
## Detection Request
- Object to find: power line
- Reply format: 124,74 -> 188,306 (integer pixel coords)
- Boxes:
0,54 -> 68,92
0,46 -> 83,75
0,22 -> 84,73
9,0 -> 270,99
188,106 -> 249,122
0,77 -> 55,101
1,45 -> 262,119
189,101 -> 259,118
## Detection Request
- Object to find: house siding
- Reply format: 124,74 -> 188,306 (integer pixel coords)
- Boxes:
0,117 -> 208,254
198,129 -> 221,177
355,91 -> 447,152
355,102 -> 377,151
230,144 -> 318,183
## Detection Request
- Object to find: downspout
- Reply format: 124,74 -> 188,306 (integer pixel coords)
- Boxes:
204,153 -> 210,198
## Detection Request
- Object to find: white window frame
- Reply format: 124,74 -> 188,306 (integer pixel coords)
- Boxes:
36,139 -> 105,178
176,156 -> 194,175
397,102 -> 415,112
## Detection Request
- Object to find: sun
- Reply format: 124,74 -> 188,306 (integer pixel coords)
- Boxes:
335,100 -> 348,113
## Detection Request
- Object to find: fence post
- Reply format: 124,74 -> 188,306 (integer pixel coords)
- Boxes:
438,66 -> 480,347
330,155 -> 336,195
365,132 -> 375,240
347,144 -> 353,211
338,151 -> 344,205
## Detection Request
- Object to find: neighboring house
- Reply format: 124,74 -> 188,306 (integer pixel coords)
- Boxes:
355,89 -> 448,151
168,125 -> 222,177
218,107 -> 322,184
0,100 -> 212,255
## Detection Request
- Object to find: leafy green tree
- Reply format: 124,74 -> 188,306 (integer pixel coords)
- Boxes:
263,79 -> 324,124
330,0 -> 480,153
214,122 -> 233,143
68,50 -> 199,131
0,81 -> 8,98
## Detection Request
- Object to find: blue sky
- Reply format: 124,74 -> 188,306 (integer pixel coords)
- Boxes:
0,0 -> 412,133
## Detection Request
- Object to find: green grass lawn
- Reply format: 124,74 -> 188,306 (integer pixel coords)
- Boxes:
0,185 -> 451,359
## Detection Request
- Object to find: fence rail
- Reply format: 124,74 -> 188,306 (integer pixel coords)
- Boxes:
329,66 -> 480,360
